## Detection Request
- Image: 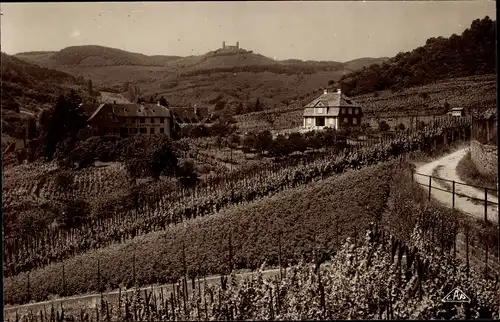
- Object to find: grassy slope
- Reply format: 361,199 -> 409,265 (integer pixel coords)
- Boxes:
4,163 -> 393,304
456,150 -> 497,191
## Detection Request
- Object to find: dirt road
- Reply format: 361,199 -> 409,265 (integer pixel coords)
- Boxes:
414,148 -> 498,224
3,268 -> 281,318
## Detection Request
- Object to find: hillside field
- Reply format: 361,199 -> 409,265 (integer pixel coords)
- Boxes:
14,45 -> 386,110
235,74 -> 496,133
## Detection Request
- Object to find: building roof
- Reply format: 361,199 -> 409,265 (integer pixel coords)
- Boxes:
304,90 -> 360,108
87,103 -> 106,122
170,107 -> 210,124
112,104 -> 171,118
304,107 -> 341,117
81,103 -> 100,118
87,103 -> 171,122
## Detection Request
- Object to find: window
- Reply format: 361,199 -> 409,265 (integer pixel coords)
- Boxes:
140,117 -> 145,123
150,128 -> 155,134
160,117 -> 164,124
134,128 -> 138,134
354,108 -> 359,114
307,118 -> 312,125
160,128 -> 165,134
139,128 -> 146,133
151,118 -> 155,123
348,108 -> 353,114
316,117 -> 325,127
353,118 -> 358,125
344,118 -> 349,124
316,107 -> 324,114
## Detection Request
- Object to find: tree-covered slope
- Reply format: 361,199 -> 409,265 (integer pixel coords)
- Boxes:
339,16 -> 496,96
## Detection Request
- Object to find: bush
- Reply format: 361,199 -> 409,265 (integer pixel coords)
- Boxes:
288,132 -> 306,152
269,135 -> 294,158
242,132 -> 257,153
254,130 -> 273,154
58,199 -> 91,229
378,121 -> 390,132
176,158 -> 199,187
54,170 -> 74,192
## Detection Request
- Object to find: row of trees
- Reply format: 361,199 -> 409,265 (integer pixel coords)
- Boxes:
238,120 -> 427,159
240,129 -> 349,158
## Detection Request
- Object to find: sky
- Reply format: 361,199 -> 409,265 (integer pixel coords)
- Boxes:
0,1 -> 496,62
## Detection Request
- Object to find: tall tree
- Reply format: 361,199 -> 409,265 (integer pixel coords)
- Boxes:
254,98 -> 263,112
159,96 -> 168,107
40,90 -> 86,160
87,79 -> 93,95
26,118 -> 37,140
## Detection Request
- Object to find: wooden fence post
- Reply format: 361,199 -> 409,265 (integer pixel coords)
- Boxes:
98,257 -> 101,294
132,250 -> 136,288
62,263 -> 65,297
485,243 -> 489,279
27,271 -> 31,303
428,176 -> 432,201
278,231 -> 283,281
466,228 -> 470,276
452,181 -> 455,209
484,188 -> 488,222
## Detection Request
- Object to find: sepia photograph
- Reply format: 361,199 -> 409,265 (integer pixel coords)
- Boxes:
1,1 -> 498,320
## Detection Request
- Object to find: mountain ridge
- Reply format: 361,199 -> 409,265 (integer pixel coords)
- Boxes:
13,45 -> 387,109
15,45 -> 388,70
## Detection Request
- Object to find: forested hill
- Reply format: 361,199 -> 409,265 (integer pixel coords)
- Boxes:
339,16 -> 496,96
1,52 -> 80,112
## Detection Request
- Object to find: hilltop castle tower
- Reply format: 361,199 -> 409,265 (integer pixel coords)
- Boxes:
222,41 -> 239,50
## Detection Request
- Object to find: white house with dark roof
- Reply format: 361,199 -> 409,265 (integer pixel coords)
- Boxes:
303,89 -> 363,130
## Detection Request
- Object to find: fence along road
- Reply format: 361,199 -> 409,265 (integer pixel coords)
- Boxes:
414,147 -> 498,224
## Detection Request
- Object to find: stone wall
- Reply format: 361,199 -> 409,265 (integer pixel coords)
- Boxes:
470,140 -> 498,178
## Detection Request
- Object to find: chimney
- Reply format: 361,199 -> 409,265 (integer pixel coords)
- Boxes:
236,41 -> 239,49
222,41 -> 225,49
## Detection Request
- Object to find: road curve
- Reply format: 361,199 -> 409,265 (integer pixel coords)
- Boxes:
414,148 -> 498,224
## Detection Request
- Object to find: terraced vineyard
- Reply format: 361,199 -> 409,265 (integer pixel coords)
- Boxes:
3,163 -> 131,208
235,74 -> 496,133
3,116 -> 472,285
356,74 -> 496,116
